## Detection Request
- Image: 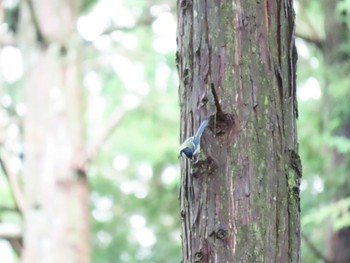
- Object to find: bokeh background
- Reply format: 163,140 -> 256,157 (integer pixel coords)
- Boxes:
0,0 -> 349,262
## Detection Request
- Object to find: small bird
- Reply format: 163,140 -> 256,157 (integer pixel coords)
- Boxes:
179,119 -> 209,161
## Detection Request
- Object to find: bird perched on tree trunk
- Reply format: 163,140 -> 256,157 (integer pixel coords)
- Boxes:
179,119 -> 208,161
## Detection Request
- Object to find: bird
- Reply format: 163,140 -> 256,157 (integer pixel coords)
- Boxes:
179,119 -> 209,161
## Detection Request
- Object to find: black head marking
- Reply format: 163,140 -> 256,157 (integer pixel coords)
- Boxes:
180,147 -> 193,160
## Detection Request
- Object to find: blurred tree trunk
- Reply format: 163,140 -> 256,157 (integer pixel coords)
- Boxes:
329,227 -> 350,263
322,0 -> 350,195
18,1 -> 89,263
323,1 -> 350,262
177,0 -> 300,262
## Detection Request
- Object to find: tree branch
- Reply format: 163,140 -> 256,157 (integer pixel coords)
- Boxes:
0,222 -> 23,255
0,223 -> 22,239
0,32 -> 17,47
24,0 -> 47,46
7,237 -> 23,256
301,232 -> 331,263
101,15 -> 154,36
72,107 -> 126,173
296,0 -> 324,50
0,155 -> 26,213
296,33 -> 323,49
0,206 -> 19,213
298,1 -> 322,40
87,107 -> 126,162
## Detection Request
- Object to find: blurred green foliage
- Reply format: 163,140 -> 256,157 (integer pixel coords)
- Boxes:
297,0 -> 350,262
82,1 -> 181,262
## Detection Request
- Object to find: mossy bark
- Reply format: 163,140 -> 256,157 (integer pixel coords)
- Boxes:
177,0 -> 300,262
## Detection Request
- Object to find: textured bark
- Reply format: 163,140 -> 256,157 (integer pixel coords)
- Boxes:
177,0 -> 300,262
19,1 -> 89,263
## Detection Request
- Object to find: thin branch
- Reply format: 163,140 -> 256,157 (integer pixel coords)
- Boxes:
301,232 -> 331,263
296,33 -> 323,49
24,0 -> 47,46
86,107 -> 126,162
100,6 -> 155,36
0,223 -> 23,256
71,106 -> 128,174
0,32 -> 17,47
296,0 -> 325,50
0,223 -> 22,239
0,155 -> 26,213
7,237 -> 23,256
0,206 -> 19,213
297,1 -> 322,43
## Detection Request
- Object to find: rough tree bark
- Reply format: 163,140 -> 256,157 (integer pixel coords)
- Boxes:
18,1 -> 90,263
177,0 -> 301,262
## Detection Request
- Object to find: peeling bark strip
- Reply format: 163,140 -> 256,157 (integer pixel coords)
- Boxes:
177,0 -> 300,262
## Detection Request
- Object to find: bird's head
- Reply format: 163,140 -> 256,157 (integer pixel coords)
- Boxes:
179,147 -> 194,160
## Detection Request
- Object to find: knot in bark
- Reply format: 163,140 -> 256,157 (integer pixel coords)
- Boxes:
216,228 -> 229,240
194,251 -> 203,262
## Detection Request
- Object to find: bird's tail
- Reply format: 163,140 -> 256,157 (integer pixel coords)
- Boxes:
194,119 -> 209,142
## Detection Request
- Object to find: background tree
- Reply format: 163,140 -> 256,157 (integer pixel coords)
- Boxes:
296,0 -> 350,261
19,0 -> 88,262
177,0 -> 300,262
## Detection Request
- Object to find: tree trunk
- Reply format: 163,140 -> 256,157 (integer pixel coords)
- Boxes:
18,1 -> 90,263
177,0 -> 300,262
